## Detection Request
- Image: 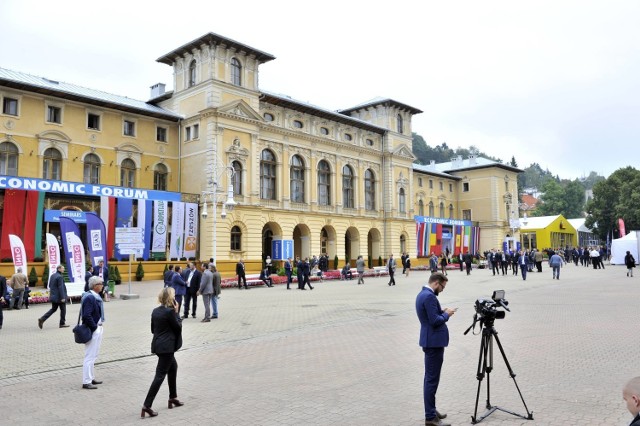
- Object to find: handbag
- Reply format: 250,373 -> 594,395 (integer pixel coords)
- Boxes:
72,302 -> 93,344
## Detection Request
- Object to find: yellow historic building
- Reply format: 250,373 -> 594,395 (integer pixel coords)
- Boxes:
1,32 -> 522,276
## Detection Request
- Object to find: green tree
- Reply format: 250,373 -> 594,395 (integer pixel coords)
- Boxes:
585,167 -> 640,240
563,180 -> 586,218
412,133 -> 430,165
534,180 -> 565,216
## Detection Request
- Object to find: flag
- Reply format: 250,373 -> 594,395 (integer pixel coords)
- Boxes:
66,233 -> 86,297
46,233 -> 60,284
86,212 -> 107,268
9,234 -> 28,275
182,202 -> 198,259
169,202 -> 185,259
59,217 -> 81,282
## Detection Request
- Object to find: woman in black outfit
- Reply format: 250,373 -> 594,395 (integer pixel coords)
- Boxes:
141,287 -> 184,418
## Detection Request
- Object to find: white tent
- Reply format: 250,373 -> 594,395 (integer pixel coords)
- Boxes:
610,231 -> 640,265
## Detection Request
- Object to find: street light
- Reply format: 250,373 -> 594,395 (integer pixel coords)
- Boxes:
201,163 -> 236,266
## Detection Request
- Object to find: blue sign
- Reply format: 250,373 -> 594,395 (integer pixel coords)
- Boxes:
272,239 -> 294,260
45,210 -> 92,223
414,215 -> 472,227
0,176 -> 182,202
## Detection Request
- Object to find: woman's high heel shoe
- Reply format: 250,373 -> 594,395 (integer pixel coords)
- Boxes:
140,406 -> 158,418
168,398 -> 184,409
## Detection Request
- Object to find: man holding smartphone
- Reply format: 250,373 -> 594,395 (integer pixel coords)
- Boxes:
416,272 -> 456,426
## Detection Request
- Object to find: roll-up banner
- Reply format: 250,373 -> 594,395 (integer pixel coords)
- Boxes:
169,202 -> 185,259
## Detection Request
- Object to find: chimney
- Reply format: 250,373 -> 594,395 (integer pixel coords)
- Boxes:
468,154 -> 477,165
150,83 -> 166,99
429,160 -> 436,170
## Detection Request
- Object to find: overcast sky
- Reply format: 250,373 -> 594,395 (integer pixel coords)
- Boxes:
2,0 -> 638,180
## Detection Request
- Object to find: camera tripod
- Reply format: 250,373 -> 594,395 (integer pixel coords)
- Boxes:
471,320 -> 533,424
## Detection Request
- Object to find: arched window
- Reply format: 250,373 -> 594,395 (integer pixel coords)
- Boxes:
153,163 -> 168,190
399,188 -> 406,213
419,199 -> 424,216
439,202 -> 445,218
397,114 -> 403,134
230,226 -> 242,251
260,149 -> 276,200
428,201 -> 434,217
364,169 -> 375,210
232,161 -> 243,196
83,153 -> 101,184
449,204 -> 454,219
120,158 -> 136,188
0,142 -> 19,176
42,148 -> 62,180
400,234 -> 407,254
342,165 -> 354,209
317,160 -> 331,206
290,155 -> 305,203
188,60 -> 196,87
231,58 -> 242,86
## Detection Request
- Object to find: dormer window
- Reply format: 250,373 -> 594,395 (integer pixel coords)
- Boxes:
293,120 -> 303,129
264,113 -> 274,122
188,60 -> 196,87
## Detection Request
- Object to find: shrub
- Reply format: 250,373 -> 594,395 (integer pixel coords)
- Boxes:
368,255 -> 372,269
135,261 -> 144,281
29,266 -> 39,285
42,264 -> 50,286
114,266 -> 122,283
378,256 -> 383,267
333,255 -> 339,270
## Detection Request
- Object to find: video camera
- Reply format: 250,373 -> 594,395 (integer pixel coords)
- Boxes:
464,290 -> 510,335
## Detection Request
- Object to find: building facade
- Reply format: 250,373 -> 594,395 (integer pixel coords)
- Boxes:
1,32 -> 521,275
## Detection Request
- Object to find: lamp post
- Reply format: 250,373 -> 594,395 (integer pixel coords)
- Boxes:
201,163 -> 236,266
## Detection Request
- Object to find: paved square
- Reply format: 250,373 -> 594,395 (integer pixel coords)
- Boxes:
0,263 -> 636,425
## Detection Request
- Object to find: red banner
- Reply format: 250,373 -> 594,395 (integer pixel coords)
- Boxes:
619,218 -> 626,237
1,189 -> 27,259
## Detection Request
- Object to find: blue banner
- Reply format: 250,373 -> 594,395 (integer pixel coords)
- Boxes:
115,199 -> 133,260
0,176 -> 181,201
141,200 -> 153,260
86,212 -> 108,268
45,209 -> 91,223
272,239 -> 294,260
59,217 -> 81,282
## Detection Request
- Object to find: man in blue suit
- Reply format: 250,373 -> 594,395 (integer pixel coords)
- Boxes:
416,272 -> 456,426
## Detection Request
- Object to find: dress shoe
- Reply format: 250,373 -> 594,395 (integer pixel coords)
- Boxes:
192,315 -> 196,318
82,383 -> 98,390
168,398 -> 184,409
38,318 -> 44,329
212,315 -> 218,319
425,417 -> 450,426
182,315 -> 188,319
310,286 -> 314,290
141,406 -> 158,418
201,318 -> 210,322
92,380 -> 103,385
436,410 -> 447,419
59,324 -> 70,328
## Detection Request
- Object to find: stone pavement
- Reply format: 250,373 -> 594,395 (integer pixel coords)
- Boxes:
0,262 -> 637,425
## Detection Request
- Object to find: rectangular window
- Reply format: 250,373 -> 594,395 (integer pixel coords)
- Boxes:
47,105 -> 62,123
185,127 -> 191,141
156,127 -> 167,142
463,182 -> 470,192
193,124 -> 199,139
3,97 -> 18,116
449,183 -> 453,192
439,181 -> 443,191
462,209 -> 471,220
429,179 -> 433,189
124,120 -> 136,136
87,113 -> 101,130
418,177 -> 423,187
505,181 -> 509,191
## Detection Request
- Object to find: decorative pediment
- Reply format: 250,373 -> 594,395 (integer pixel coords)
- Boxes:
37,130 -> 71,143
392,144 -> 416,160
115,142 -> 143,153
218,99 -> 263,121
226,137 -> 250,158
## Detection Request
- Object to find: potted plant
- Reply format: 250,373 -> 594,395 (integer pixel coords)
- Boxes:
135,261 -> 145,281
41,264 -> 49,287
333,255 -> 339,270
114,266 -> 122,284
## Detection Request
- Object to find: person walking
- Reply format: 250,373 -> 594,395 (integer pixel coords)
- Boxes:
416,272 -> 455,426
171,266 -> 187,312
198,262 -> 213,322
518,250 -> 529,281
439,254 -> 448,276
387,254 -> 397,286
81,276 -> 105,389
9,267 -> 27,310
284,258 -> 293,289
38,265 -> 69,329
463,251 -> 473,275
405,256 -> 411,277
625,251 -> 636,277
302,257 -> 313,290
548,251 -> 563,279
141,287 -> 184,418
210,265 -> 221,319
356,255 -> 365,284
429,253 -> 438,273
236,259 -> 248,289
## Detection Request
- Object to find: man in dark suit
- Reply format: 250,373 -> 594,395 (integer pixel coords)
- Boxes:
93,260 -> 109,299
163,264 -> 174,288
39,265 -> 69,329
284,258 -> 293,290
623,377 -> 640,426
0,274 -> 6,329
182,262 -> 201,318
416,272 -> 456,426
171,266 -> 187,311
236,259 -> 247,289
84,266 -> 94,292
